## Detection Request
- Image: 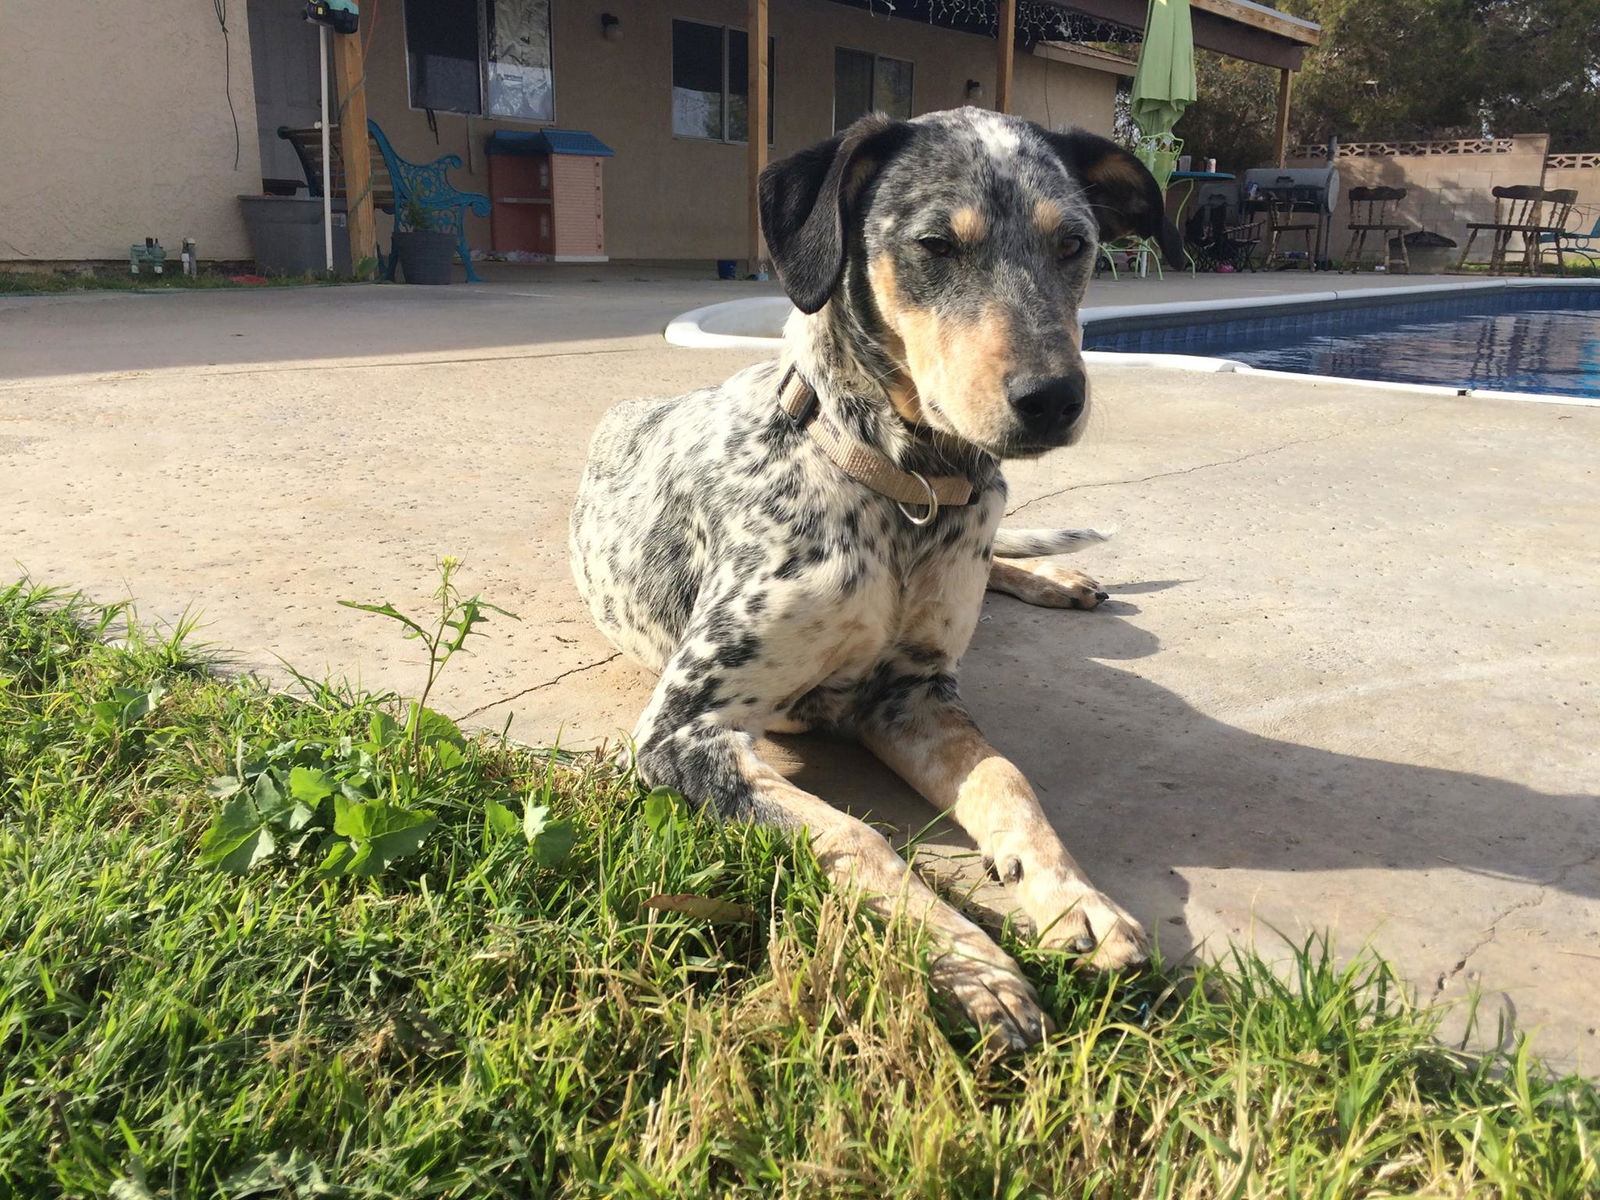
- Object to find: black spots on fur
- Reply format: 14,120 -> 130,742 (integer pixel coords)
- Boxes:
850,662 -> 961,730
730,545 -> 765,581
635,727 -> 754,819
652,673 -> 727,732
621,400 -> 674,461
745,592 -> 769,617
713,632 -> 762,670
636,403 -> 671,437
773,543 -> 831,582
897,642 -> 947,670
840,561 -> 868,596
791,508 -> 823,543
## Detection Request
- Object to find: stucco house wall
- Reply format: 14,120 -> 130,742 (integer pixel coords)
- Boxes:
1,0 -> 1117,266
357,0 -> 1120,261
0,0 -> 263,264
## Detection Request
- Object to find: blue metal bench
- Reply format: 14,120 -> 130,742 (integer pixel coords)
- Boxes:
277,120 -> 491,282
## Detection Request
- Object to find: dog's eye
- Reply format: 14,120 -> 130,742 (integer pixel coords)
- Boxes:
1056,236 -> 1086,263
917,236 -> 955,258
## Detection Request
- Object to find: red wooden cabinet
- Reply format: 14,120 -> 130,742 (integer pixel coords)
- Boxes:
485,130 -> 612,261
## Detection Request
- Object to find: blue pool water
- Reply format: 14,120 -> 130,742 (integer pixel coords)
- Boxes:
1084,286 -> 1600,399
1225,307 -> 1600,398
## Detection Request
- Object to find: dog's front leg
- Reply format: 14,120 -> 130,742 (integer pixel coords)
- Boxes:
860,681 -> 1147,968
629,645 -> 1052,1049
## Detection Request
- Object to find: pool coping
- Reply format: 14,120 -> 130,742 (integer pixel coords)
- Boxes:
664,278 -> 1600,408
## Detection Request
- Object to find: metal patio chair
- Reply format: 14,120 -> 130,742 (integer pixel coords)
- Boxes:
1099,132 -> 1194,279
1539,202 -> 1600,271
1533,189 -> 1581,275
1343,186 -> 1410,272
1457,184 -> 1545,274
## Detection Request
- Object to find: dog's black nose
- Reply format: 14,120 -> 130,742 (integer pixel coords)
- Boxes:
1007,373 -> 1086,441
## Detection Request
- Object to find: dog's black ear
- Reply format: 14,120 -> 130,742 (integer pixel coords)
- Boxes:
1042,128 -> 1187,269
759,114 -> 914,314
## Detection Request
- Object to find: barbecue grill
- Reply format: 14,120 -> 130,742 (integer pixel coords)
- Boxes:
1241,166 -> 1342,267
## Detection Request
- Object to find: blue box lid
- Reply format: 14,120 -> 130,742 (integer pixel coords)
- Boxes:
485,129 -> 614,157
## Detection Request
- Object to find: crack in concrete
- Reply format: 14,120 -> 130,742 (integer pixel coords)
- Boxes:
1005,400 -> 1446,518
1006,429 -> 1353,516
1430,888 -> 1552,1003
1420,845 -> 1600,1005
459,651 -> 622,721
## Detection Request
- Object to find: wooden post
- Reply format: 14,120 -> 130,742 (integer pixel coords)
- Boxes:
1273,67 -> 1293,167
747,0 -> 770,278
995,0 -> 1017,113
334,30 -> 376,276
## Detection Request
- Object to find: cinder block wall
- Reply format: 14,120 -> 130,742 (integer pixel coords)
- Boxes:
1288,135 -> 1552,254
1543,158 -> 1600,232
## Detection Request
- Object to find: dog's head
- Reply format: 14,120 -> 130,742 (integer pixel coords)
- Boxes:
760,107 -> 1181,459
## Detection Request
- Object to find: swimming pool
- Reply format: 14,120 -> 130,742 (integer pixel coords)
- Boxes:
1081,283 -> 1600,400
666,280 -> 1600,404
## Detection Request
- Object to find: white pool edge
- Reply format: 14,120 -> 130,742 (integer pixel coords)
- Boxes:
664,280 -> 1600,408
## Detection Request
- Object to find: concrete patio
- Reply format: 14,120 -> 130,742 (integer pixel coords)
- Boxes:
2,268 -> 1595,1073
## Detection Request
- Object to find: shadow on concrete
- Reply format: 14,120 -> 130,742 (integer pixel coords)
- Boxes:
0,266 -> 784,380
769,586 -> 1595,974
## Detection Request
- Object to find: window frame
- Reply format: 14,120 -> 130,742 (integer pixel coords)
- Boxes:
402,0 -> 556,125
832,46 -> 915,132
670,17 -> 774,146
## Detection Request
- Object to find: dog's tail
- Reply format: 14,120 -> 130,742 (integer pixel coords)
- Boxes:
992,527 -> 1112,558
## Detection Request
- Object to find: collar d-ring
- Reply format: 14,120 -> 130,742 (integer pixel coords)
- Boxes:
897,471 -> 939,526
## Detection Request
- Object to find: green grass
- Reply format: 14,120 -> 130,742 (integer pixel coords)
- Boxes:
1,579 -> 1596,1199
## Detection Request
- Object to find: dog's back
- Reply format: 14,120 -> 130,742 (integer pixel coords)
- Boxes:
571,362 -> 788,671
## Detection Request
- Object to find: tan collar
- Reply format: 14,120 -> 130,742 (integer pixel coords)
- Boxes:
778,366 -> 975,523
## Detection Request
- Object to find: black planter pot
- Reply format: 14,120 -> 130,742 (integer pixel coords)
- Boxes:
393,230 -> 457,285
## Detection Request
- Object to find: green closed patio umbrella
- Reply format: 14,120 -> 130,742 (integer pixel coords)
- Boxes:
1130,0 -> 1197,185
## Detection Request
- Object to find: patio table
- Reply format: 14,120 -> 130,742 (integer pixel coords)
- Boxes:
1168,169 -> 1236,229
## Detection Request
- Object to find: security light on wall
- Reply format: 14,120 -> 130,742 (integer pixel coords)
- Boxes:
965,79 -> 984,103
601,13 -> 622,41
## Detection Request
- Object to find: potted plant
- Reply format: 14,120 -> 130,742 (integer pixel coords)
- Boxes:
392,197 -> 456,285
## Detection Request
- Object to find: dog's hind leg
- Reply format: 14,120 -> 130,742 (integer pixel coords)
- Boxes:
630,632 -> 1052,1049
988,558 -> 1108,609
988,527 -> 1111,609
859,679 -> 1148,970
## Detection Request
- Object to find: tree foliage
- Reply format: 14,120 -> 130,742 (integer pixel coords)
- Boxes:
1172,0 -> 1600,171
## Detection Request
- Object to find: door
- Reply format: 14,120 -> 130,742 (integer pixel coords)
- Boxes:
247,0 -> 324,186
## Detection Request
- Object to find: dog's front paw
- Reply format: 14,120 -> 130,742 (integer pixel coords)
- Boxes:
929,949 -> 1054,1051
1030,878 -> 1149,969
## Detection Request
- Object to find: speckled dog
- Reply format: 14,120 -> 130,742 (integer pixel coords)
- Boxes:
571,107 -> 1180,1048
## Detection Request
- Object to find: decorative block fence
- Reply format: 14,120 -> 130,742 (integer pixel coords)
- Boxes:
1284,135 -> 1600,260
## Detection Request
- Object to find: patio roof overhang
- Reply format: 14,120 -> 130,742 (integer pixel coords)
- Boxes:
824,0 -> 1320,71
1064,0 -> 1320,70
